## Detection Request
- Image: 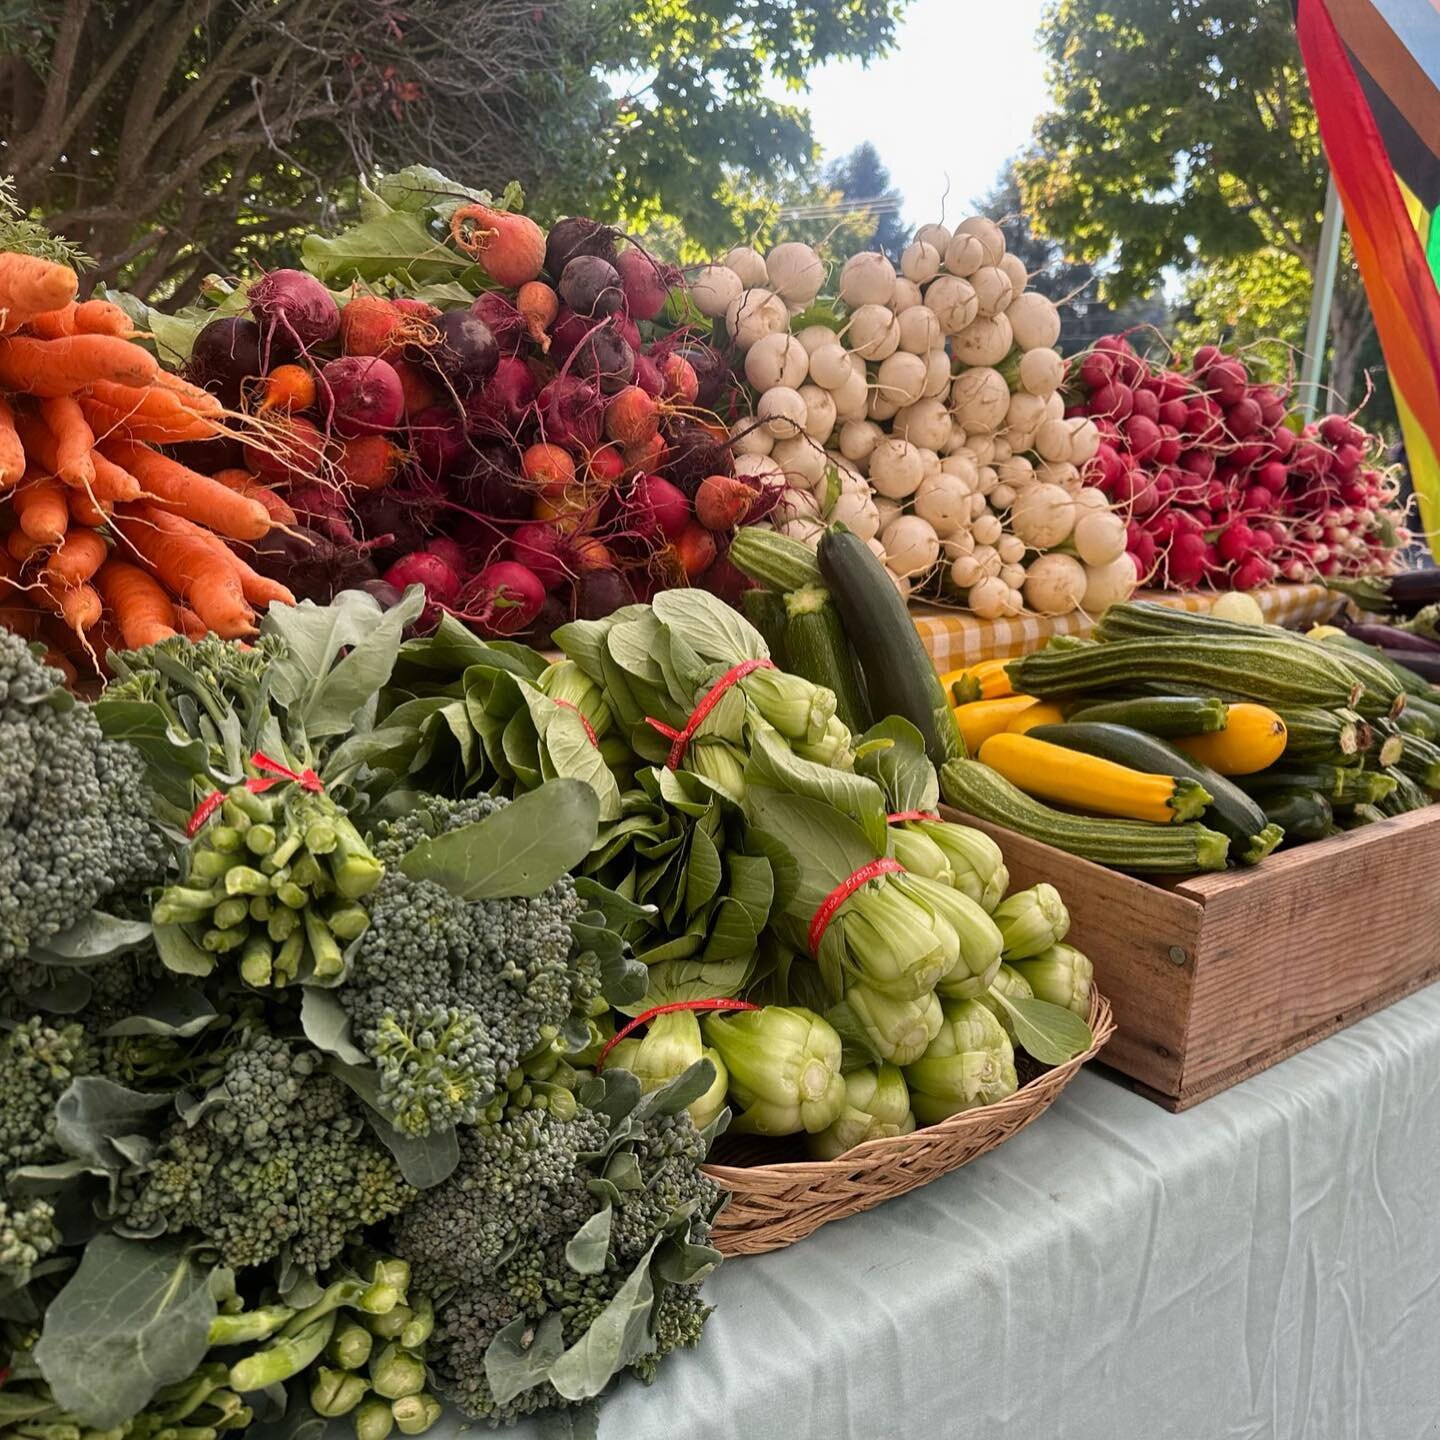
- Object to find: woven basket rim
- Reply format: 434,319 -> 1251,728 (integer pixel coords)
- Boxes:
702,989 -> 1115,1184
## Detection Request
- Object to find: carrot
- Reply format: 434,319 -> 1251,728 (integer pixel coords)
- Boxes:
0,254 -> 78,333
72,299 -> 134,338
37,397 -> 96,488
67,487 -> 112,526
164,511 -> 296,610
6,528 -> 42,563
174,604 -> 208,641
45,528 -> 108,587
87,377 -> 220,422
150,370 -> 225,417
211,469 -> 297,526
101,440 -> 271,540
80,397 -> 220,446
25,303 -> 78,340
256,364 -> 316,413
96,560 -> 178,647
0,396 -> 23,490
113,507 -> 255,638
89,450 -> 142,502
0,334 -> 158,396
48,580 -> 102,633
13,473 -> 69,544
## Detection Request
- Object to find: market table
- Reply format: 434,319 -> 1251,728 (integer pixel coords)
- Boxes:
503,979 -> 1440,1440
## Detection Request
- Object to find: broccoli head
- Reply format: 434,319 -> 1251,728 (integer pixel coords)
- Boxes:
341,795 -> 598,1137
0,1016 -> 97,1173
0,1194 -> 59,1291
0,631 -> 165,967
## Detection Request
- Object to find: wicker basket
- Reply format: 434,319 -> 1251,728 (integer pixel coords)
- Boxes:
703,990 -> 1114,1257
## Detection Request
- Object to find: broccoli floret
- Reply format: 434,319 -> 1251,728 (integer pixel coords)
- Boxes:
0,631 -> 166,967
118,1034 -> 413,1270
0,1194 -> 59,1290
0,1017 -> 96,1173
341,795 -> 596,1136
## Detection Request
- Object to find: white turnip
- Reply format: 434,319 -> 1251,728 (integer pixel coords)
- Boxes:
882,513 -> 941,578
898,305 -> 942,355
1000,562 -> 1028,590
1019,347 -> 1065,396
951,553 -> 983,588
1035,417 -> 1074,464
758,385 -> 808,437
893,397 -> 953,452
771,434 -> 827,487
998,253 -> 1028,295
995,455 -> 1035,487
990,482 -> 1017,510
798,383 -> 837,440
725,287 -> 789,349
941,453 -> 980,489
1072,508 -> 1127,565
731,419 -> 774,456
970,265 -> 1014,318
839,251 -> 897,307
996,532 -> 1026,565
913,472 -> 971,536
926,275 -> 979,333
745,332 -> 808,390
1036,460 -> 1080,490
1082,552 -> 1138,611
876,350 -> 928,407
874,494 -> 903,531
923,349 -> 952,398
967,575 -> 1010,619
952,313 -> 1014,366
942,233 -> 984,278
951,367 -> 1010,432
891,278 -> 922,312
733,452 -> 785,487
847,303 -> 901,360
839,419 -> 883,463
1006,292 -> 1061,351
1010,482 -> 1075,548
901,241 -> 943,284
766,242 -> 824,305
830,369 -> 869,420
869,436 -> 925,498
916,222 -> 951,253
971,511 -> 1003,546
1023,552 -> 1086,615
829,486 -> 880,540
725,246 -> 769,288
808,344 -> 853,391
867,389 -> 900,422
956,217 -> 1006,266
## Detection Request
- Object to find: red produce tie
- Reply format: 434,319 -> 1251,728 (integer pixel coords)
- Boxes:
186,752 -> 324,838
886,810 -> 940,824
645,657 -> 775,770
553,697 -> 600,748
596,997 -> 760,1071
808,857 -> 905,958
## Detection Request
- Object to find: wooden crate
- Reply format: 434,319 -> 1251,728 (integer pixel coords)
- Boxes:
943,804 -> 1440,1110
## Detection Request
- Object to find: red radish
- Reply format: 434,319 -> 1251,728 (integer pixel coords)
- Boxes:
250,268 -> 341,349
1079,351 -> 1116,389
319,355 -> 405,437
1217,522 -> 1256,566
1089,383 -> 1134,419
629,473 -> 690,540
468,560 -> 546,634
1180,449 -> 1216,481
1269,424 -> 1296,459
1167,531 -> 1213,587
1192,344 -> 1223,371
672,521 -> 717,578
1127,521 -> 1158,576
1158,398 -> 1189,430
1253,387 -> 1287,427
1156,425 -> 1181,465
517,281 -> 559,352
340,295 -> 405,357
1131,388 -> 1160,423
695,473 -> 757,531
1320,413 -> 1363,448
510,521 -> 571,586
1122,414 -> 1161,462
336,434 -> 400,491
452,206 -> 546,288
244,414 -> 327,483
661,354 -> 699,405
1232,554 -> 1277,588
1226,396 -> 1262,438
605,386 -> 660,448
521,442 -> 576,497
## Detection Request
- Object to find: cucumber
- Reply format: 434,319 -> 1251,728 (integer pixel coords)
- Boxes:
728,527 -> 824,591
782,586 -> 872,732
819,527 -> 965,767
741,588 -> 788,662
1259,788 -> 1333,844
939,759 -> 1230,873
1272,706 -> 1363,765
1027,722 -> 1283,865
1064,695 -> 1228,736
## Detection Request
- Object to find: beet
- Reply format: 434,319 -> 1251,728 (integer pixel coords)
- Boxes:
452,445 -> 533,522
545,217 -> 620,280
319,355 -> 405,438
528,590 -> 574,648
249,268 -> 341,350
351,482 -> 441,561
359,579 -> 405,608
662,420 -> 733,496
469,292 -> 527,353
465,355 -> 539,436
410,405 -> 469,479
250,524 -> 379,603
244,415 -> 327,484
575,568 -> 636,620
510,522 -> 571,587
187,317 -> 265,408
655,339 -> 728,408
427,309 -> 500,395
558,256 -> 626,319
549,307 -> 594,361
633,352 -> 664,398
627,472 -> 691,541
537,374 -> 602,452
571,324 -> 635,395
169,435 -> 245,473
615,248 -> 677,322
467,561 -> 546,635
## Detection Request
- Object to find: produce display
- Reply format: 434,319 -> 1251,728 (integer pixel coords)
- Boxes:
937,600 -> 1440,870
1070,335 -> 1407,591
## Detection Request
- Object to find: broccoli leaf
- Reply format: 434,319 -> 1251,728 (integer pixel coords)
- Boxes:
328,1062 -> 460,1189
100,983 -> 215,1039
52,1078 -> 174,1170
564,1208 -> 613,1276
485,1312 -> 566,1408
34,1236 -> 217,1428
29,911 -> 153,964
546,1239 -> 662,1401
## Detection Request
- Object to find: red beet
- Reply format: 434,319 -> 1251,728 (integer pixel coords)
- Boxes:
319,355 -> 405,438
469,561 -> 546,634
250,268 -> 340,349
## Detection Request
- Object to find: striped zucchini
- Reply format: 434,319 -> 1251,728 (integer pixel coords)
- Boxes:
1379,766 -> 1430,816
1337,803 -> 1387,830
729,526 -> 824,590
1388,725 -> 1440,788
1396,706 -> 1439,741
1008,635 -> 1362,711
1064,695 -> 1228,736
1243,765 -> 1397,806
1272,706 -> 1362,765
940,759 -> 1231,873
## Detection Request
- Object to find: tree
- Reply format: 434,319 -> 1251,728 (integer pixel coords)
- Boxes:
816,143 -> 911,259
1,0 -> 909,300
1016,0 -> 1374,405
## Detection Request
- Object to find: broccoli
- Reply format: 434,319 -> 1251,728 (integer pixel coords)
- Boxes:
0,1016 -> 97,1173
0,1194 -> 59,1291
341,795 -> 599,1137
0,631 -> 165,966
117,1034 -> 414,1271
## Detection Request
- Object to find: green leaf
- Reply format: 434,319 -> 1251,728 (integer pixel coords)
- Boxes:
856,716 -> 940,815
34,1236 -> 217,1428
151,924 -> 214,978
100,984 -> 215,1039
655,1234 -> 722,1285
622,954 -> 753,1014
485,1312 -> 565,1408
52,1078 -> 174,1170
683,825 -> 724,916
743,789 -> 876,915
300,987 -> 369,1065
93,699 -> 210,807
992,993 -> 1094,1066
653,589 -> 768,665
301,210 -> 479,286
32,911 -> 152,964
328,1062 -> 459,1189
547,1241 -> 661,1401
564,1207 -> 613,1275
373,165 -> 498,218
401,781 -> 599,900
746,727 -> 888,851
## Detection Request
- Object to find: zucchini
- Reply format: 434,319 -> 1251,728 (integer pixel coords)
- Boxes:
1171,703 -> 1287,775
1242,765 -> 1397,805
939,759 -> 1231,873
782,585 -> 872,732
1027,721 -> 1282,865
741,589 -> 788,662
1009,635 -> 1363,712
1337,803 -> 1387,830
1272,706 -> 1363,764
943,658 -> 1015,705
1378,766 -> 1429,816
729,526 -> 824,591
819,527 -> 965,767
1065,695 -> 1228,736
978,730 -> 1213,824
1005,700 -> 1066,734
1388,724 -> 1440,788
1259,787 -> 1334,844
1396,706 -> 1439,741
1315,633 -> 1421,710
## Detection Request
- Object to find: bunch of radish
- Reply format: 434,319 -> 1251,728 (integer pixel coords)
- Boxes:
1070,334 -> 1406,592
700,216 -> 1134,619
177,209 -> 772,640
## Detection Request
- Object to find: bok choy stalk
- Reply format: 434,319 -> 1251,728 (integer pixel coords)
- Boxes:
537,659 -> 614,738
1011,944 -> 1094,1018
887,823 -> 956,887
843,985 -> 944,1065
604,1010 -> 730,1130
703,1006 -> 846,1135
808,1064 -> 916,1159
992,883 -> 1070,960
904,999 -> 1018,1124
913,820 -> 1009,913
974,963 -> 1033,1041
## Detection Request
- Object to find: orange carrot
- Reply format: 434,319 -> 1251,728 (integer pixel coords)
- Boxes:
174,604 -> 208,641
87,377 -> 221,422
96,559 -> 178,647
149,370 -> 224,417
6,528 -> 42,563
80,397 -> 221,446
13,473 -> 69,544
45,528 -> 108,587
40,645 -> 79,684
256,364 -> 316,413
0,334 -> 158,396
67,487 -> 112,526
113,507 -> 255,638
0,254 -> 78,333
49,580 -> 102,633
211,469 -> 298,526
0,396 -> 23,490
101,440 -> 270,540
72,299 -> 134,337
37,397 -> 96,487
167,512 -> 296,610
25,302 -> 78,340
89,449 -> 142,502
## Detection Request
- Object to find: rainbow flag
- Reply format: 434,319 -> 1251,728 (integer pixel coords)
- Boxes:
1295,0 -> 1440,557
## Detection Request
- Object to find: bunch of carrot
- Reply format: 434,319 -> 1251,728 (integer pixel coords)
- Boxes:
0,251 -> 297,675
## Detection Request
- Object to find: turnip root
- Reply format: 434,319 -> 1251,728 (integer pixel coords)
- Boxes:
771,434 -> 827,487
758,385 -> 807,437
941,453 -> 981,489
972,544 -> 1003,579
839,419 -> 883,463
996,532 -> 1026,565
734,453 -> 785,489
967,575 -> 1010,619
1036,460 -> 1080,490
1006,391 -> 1046,437
951,313 -> 1013,366
1043,391 -> 1065,421
692,265 -> 743,318
731,419 -> 774,456
1000,562 -> 1027,590
956,217 -> 1006,266
798,384 -> 837,440
745,332 -> 808,390
991,436 -> 1013,463
867,389 -> 900,422
726,287 -> 790,348
1023,552 -> 1085,615
829,486 -> 880,540
893,397 -> 953,452
796,324 -> 841,353
890,278 -> 922,313
898,305 -> 942,355
874,494 -> 903,531
995,455 -> 1035,488
926,275 -> 979,333
1006,292 -> 1062,351
951,367 -> 1010,432
1072,508 -> 1127,565
830,369 -> 869,420
847,304 -> 901,360
971,511 -> 1003,547
943,233 -> 985,278
839,252 -> 897,307
875,350 -> 928,407
970,266 -> 1014,318
1069,417 -> 1100,464
1034,417 -> 1075,464
950,552 -> 983,587
902,241 -> 943,284
922,350 -> 952,400
913,472 -> 971,536
881,513 -> 940,578
1082,552 -> 1138,611
970,436 -> 997,465
1019,347 -> 1065,396
990,482 -> 1017,510
809,344 -> 854,391
998,253 -> 1029,296
725,246 -> 769,288
869,436 -> 925,498
916,222 -> 952,253
766,242 -> 824,305
1010,482 -> 1076,548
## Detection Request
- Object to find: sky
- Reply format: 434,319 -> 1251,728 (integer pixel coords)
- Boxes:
767,0 -> 1053,227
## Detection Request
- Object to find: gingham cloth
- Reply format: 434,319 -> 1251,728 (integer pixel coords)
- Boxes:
912,584 -> 1343,672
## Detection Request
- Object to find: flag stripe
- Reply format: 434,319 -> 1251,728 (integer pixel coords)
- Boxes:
1365,0 -> 1440,84
1329,0 -> 1440,158
1354,60 -> 1440,208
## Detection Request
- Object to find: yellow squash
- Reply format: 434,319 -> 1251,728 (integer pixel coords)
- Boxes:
940,657 -> 1016,705
954,694 -> 1040,751
1173,703 -> 1287,775
977,731 -> 1211,824
1005,701 -> 1065,734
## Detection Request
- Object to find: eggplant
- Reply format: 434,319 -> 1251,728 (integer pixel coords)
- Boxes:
1380,648 -> 1440,683
1344,622 -> 1440,654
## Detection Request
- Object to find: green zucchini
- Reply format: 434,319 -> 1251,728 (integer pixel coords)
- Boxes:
1258,787 -> 1334,844
1272,706 -> 1363,765
1403,694 -> 1440,735
1064,695 -> 1228,736
939,759 -> 1230,873
819,527 -> 965,767
729,526 -> 824,591
1396,706 -> 1439,742
1378,766 -> 1429,816
1027,722 -> 1283,865
1337,803 -> 1387,830
741,589 -> 788,662
1317,633 -> 1422,709
1242,765 -> 1397,805
1389,725 -> 1440,788
782,585 -> 872,733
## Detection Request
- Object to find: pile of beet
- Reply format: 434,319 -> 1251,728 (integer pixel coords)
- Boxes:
1069,334 -> 1407,591
183,216 -> 774,641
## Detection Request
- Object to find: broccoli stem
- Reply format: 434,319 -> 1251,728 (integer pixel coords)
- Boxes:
303,906 -> 344,979
207,1306 -> 294,1346
228,1313 -> 337,1393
